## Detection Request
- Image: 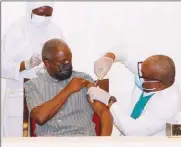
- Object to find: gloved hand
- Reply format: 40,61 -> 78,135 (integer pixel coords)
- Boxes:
87,86 -> 112,106
35,62 -> 46,77
25,53 -> 42,70
94,56 -> 114,79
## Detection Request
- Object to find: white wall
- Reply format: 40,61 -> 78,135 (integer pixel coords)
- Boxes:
2,1 -> 181,136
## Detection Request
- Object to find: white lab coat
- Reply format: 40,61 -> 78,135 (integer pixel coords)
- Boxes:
1,2 -> 64,137
109,46 -> 181,136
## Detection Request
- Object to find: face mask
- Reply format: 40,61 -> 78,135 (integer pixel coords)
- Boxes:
135,75 -> 157,91
31,13 -> 51,27
55,63 -> 73,81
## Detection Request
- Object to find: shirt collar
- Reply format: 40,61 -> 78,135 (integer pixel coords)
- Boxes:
44,71 -> 74,84
143,91 -> 155,97
44,71 -> 59,83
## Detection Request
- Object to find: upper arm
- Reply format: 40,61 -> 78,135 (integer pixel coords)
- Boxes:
24,80 -> 44,114
88,97 -> 106,117
2,22 -> 21,53
83,73 -> 109,116
81,73 -> 102,114
110,44 -> 146,75
1,30 -> 21,80
88,95 -> 113,136
87,95 -> 112,120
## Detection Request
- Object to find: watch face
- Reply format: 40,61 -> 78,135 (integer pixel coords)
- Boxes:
109,96 -> 117,103
108,97 -> 117,108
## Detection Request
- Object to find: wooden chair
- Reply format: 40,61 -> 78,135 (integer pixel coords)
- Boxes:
23,79 -> 109,137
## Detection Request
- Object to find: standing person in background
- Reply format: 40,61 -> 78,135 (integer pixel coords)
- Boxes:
1,2 -> 64,137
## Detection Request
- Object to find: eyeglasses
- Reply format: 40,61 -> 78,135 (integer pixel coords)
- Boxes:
137,61 -> 163,82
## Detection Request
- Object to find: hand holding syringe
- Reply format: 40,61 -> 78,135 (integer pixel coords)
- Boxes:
89,71 -> 105,103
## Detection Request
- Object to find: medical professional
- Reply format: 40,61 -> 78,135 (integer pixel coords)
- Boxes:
1,2 -> 64,137
88,49 -> 181,136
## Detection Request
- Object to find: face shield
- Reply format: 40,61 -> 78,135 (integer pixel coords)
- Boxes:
26,2 -> 54,27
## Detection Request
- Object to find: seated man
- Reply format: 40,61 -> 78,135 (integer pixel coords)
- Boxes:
24,39 -> 113,136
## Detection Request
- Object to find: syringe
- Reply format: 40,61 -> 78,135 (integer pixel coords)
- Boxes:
95,74 -> 104,86
89,74 -> 104,103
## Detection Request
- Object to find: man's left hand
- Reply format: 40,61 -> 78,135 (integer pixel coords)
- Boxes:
87,82 -> 96,88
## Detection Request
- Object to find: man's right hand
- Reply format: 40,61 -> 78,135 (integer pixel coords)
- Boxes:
65,77 -> 91,94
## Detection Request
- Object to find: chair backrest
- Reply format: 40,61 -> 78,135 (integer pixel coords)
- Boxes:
23,79 -> 109,137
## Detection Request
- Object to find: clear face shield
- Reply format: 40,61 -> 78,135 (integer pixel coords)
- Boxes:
27,2 -> 54,27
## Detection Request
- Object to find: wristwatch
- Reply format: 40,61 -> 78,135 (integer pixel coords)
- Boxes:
108,96 -> 117,108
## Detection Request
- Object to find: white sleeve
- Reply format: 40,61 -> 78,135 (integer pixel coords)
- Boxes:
1,25 -> 39,80
1,32 -> 22,81
19,68 -> 37,79
110,44 -> 144,75
110,101 -> 176,136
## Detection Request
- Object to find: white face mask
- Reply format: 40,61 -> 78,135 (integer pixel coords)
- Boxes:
31,13 -> 51,27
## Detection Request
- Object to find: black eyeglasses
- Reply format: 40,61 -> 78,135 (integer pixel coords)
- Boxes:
137,61 -> 163,82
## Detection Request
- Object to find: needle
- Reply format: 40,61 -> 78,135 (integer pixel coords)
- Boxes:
95,74 -> 104,86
